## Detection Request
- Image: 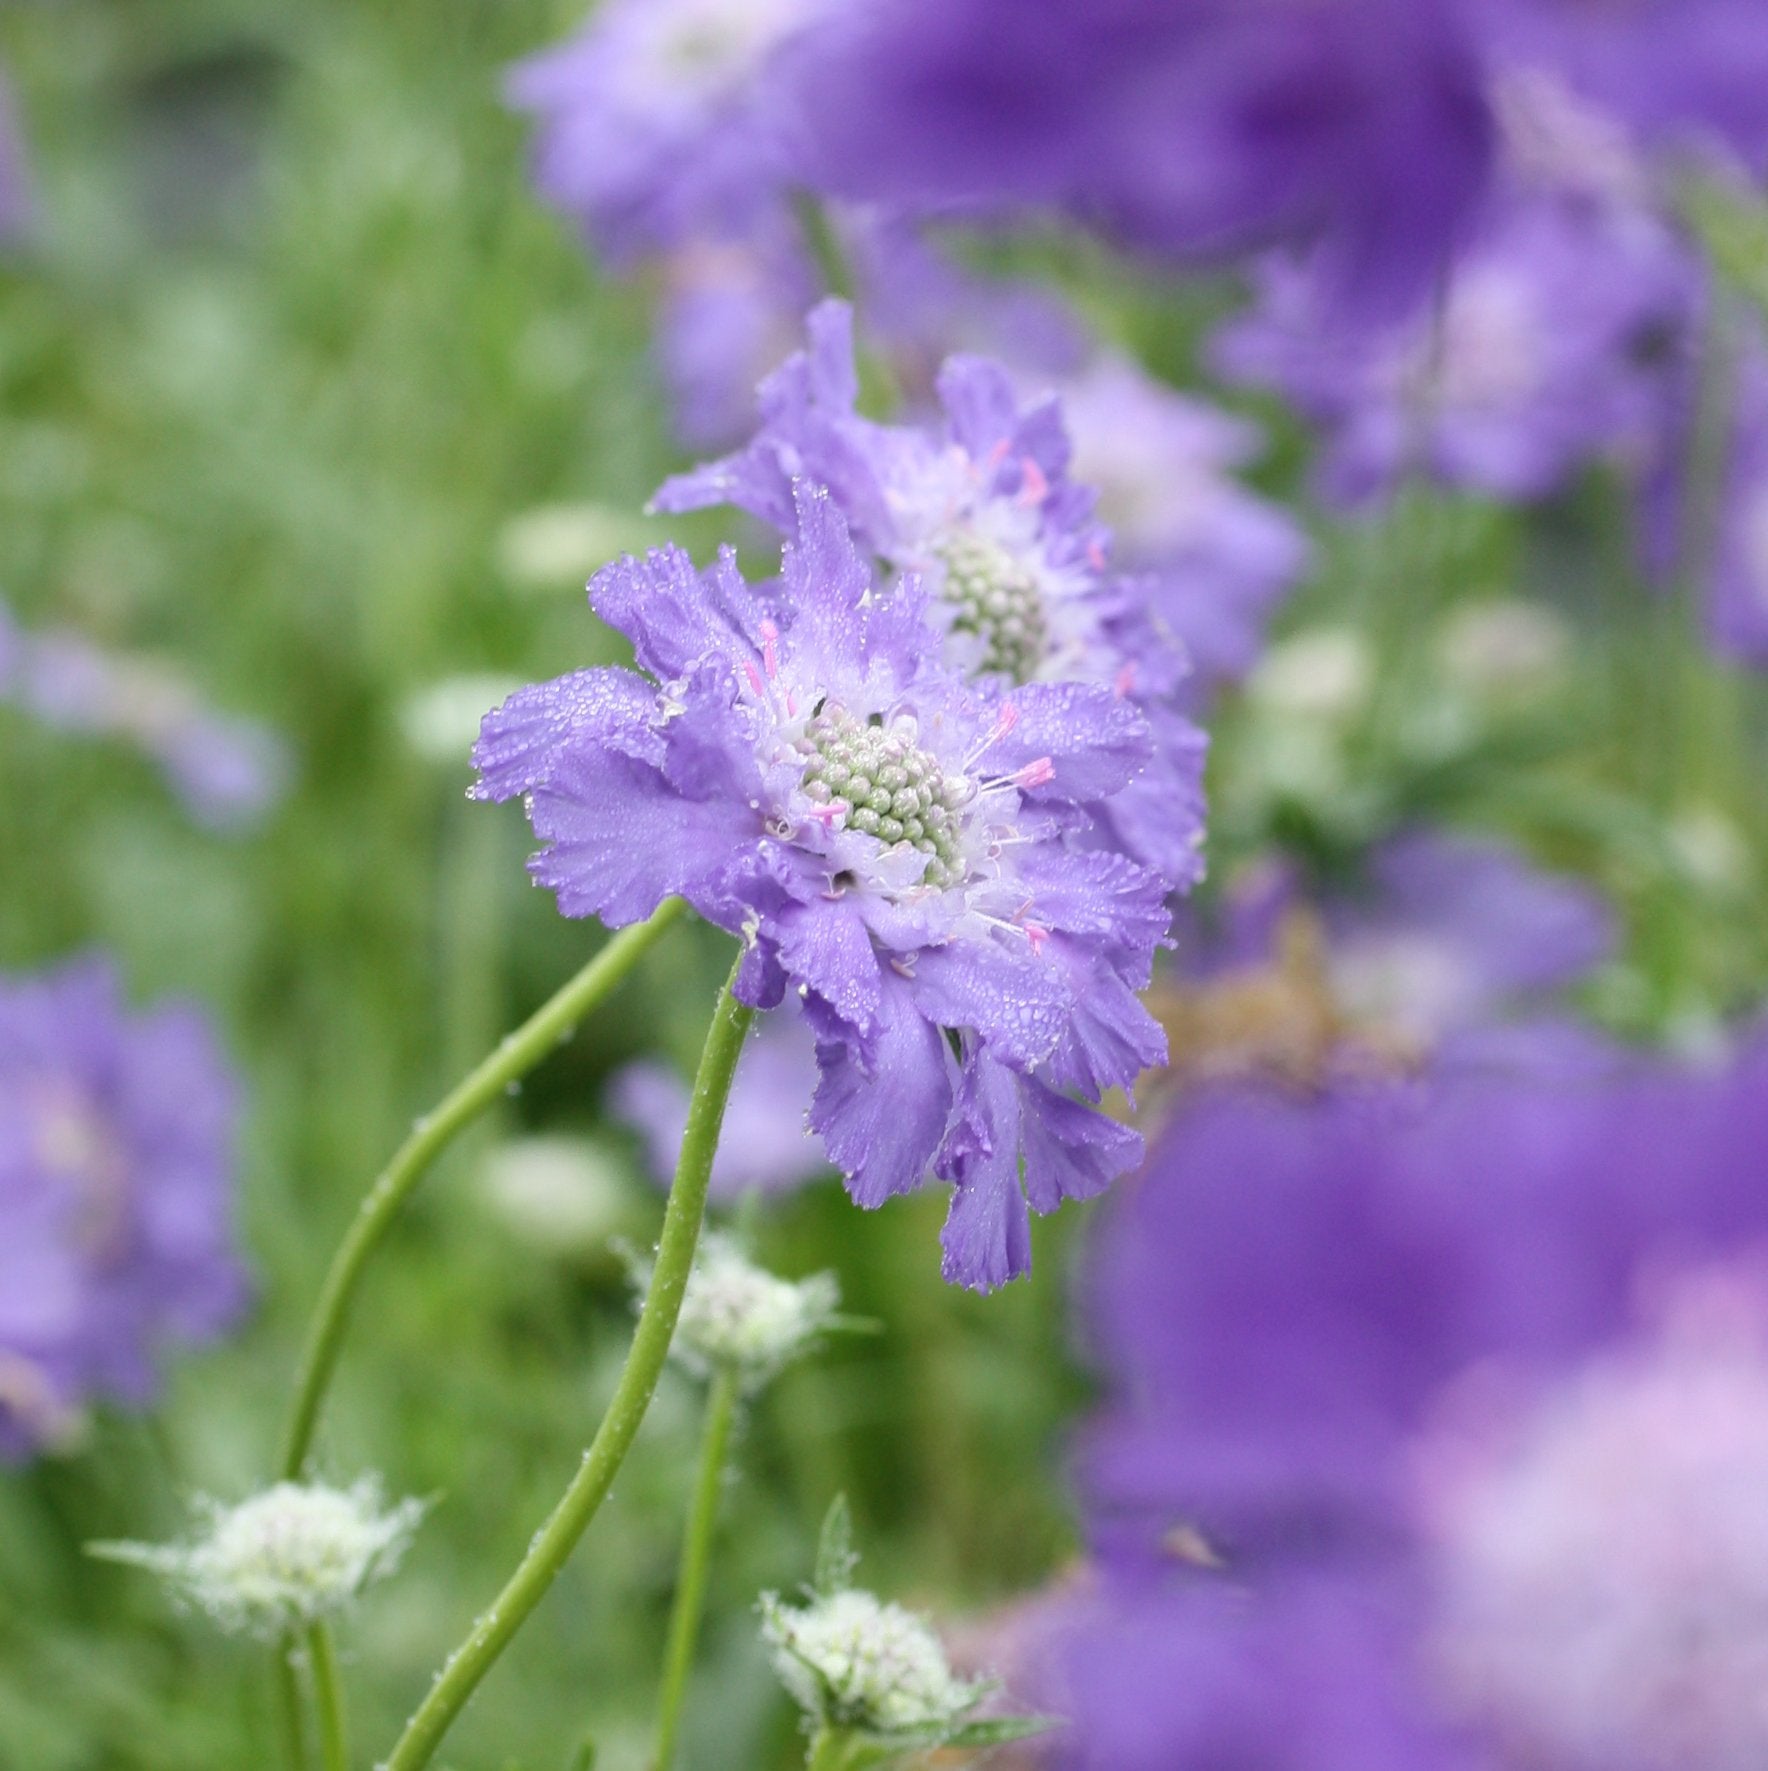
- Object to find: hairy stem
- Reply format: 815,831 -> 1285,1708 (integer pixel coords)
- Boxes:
650,1365 -> 741,1771
279,897 -> 688,1477
307,1623 -> 348,1771
381,956 -> 754,1771
274,1639 -> 309,1771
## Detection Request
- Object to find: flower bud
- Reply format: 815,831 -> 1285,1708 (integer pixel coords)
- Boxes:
93,1478 -> 424,1637
759,1586 -> 986,1736
658,1234 -> 839,1392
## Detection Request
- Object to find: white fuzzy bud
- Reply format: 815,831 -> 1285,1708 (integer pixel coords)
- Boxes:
759,1586 -> 985,1736
94,1478 -> 424,1637
661,1234 -> 839,1391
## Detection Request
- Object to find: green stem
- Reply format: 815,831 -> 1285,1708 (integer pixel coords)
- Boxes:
650,1366 -> 741,1771
307,1623 -> 348,1771
279,897 -> 688,1477
381,957 -> 755,1771
275,1638 -> 309,1771
805,1727 -> 852,1771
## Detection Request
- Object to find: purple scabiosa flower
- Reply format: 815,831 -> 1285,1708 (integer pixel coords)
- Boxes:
783,0 -> 1494,317
506,0 -> 824,265
656,300 -> 1208,886
1158,830 -> 1613,1091
2,609 -> 292,832
1212,191 -> 1687,510
1055,355 -> 1311,693
0,74 -> 30,244
1032,1017 -> 1768,1769
610,1001 -> 830,1201
1471,0 -> 1768,177
0,956 -> 248,1461
474,487 -> 1170,1288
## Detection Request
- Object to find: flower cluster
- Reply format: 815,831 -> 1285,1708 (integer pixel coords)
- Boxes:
761,1585 -> 987,1739
657,299 -> 1209,886
1019,1000 -> 1768,1768
95,1478 -> 425,1638
0,957 -> 248,1461
475,483 -> 1172,1288
655,1234 -> 840,1392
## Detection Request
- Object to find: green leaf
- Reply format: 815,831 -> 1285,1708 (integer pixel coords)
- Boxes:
813,1493 -> 858,1597
939,1714 -> 1066,1749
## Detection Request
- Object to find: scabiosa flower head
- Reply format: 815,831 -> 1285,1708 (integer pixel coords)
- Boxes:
1056,355 -> 1311,694
1036,1017 -> 1768,1770
611,1003 -> 829,1201
1213,192 -> 1687,510
761,1586 -> 988,1737
784,0 -> 1494,317
1471,0 -> 1768,177
507,0 -> 823,264
0,956 -> 247,1461
474,486 -> 1170,1288
654,1233 -> 839,1391
95,1478 -> 425,1637
656,300 -> 1208,885
1426,1263 -> 1768,1771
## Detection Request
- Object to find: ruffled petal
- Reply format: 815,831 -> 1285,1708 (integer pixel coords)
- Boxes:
809,978 -> 953,1206
589,545 -> 767,682
937,1053 -> 1032,1291
470,666 -> 656,803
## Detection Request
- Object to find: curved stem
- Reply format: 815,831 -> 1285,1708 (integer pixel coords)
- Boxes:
306,1623 -> 348,1771
274,1638 -> 309,1771
279,898 -> 688,1477
805,1727 -> 852,1771
382,956 -> 755,1771
650,1365 -> 741,1771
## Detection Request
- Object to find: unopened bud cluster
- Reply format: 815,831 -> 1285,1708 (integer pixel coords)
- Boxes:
935,527 -> 1050,683
94,1477 -> 424,1637
666,1234 -> 840,1391
796,707 -> 969,887
760,1585 -> 986,1737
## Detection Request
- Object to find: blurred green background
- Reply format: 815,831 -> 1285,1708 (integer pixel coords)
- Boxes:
6,3 -> 1768,1768
0,6 -> 1092,1765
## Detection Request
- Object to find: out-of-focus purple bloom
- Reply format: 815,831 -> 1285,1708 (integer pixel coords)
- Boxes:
610,1003 -> 829,1201
1168,831 -> 1613,1079
657,301 -> 1208,885
1037,995 -> 1768,1767
474,487 -> 1171,1288
0,74 -> 32,243
1054,355 -> 1311,690
652,214 -> 1087,452
1,609 -> 293,832
1471,0 -> 1768,176
1213,192 -> 1687,510
785,0 -> 1494,317
0,956 -> 248,1461
507,0 -> 823,265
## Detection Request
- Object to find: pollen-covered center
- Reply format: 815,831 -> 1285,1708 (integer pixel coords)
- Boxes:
932,527 -> 1049,683
795,706 -> 969,888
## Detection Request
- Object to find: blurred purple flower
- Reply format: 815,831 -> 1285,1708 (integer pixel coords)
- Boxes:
1213,193 -> 1687,510
0,73 -> 32,243
2,609 -> 293,832
474,487 -> 1171,1288
784,0 -> 1494,317
1035,1006 -> 1768,1768
1054,355 -> 1311,691
1471,0 -> 1768,176
0,956 -> 248,1461
656,300 -> 1209,885
610,1003 -> 829,1201
507,0 -> 825,265
652,213 -> 1087,452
